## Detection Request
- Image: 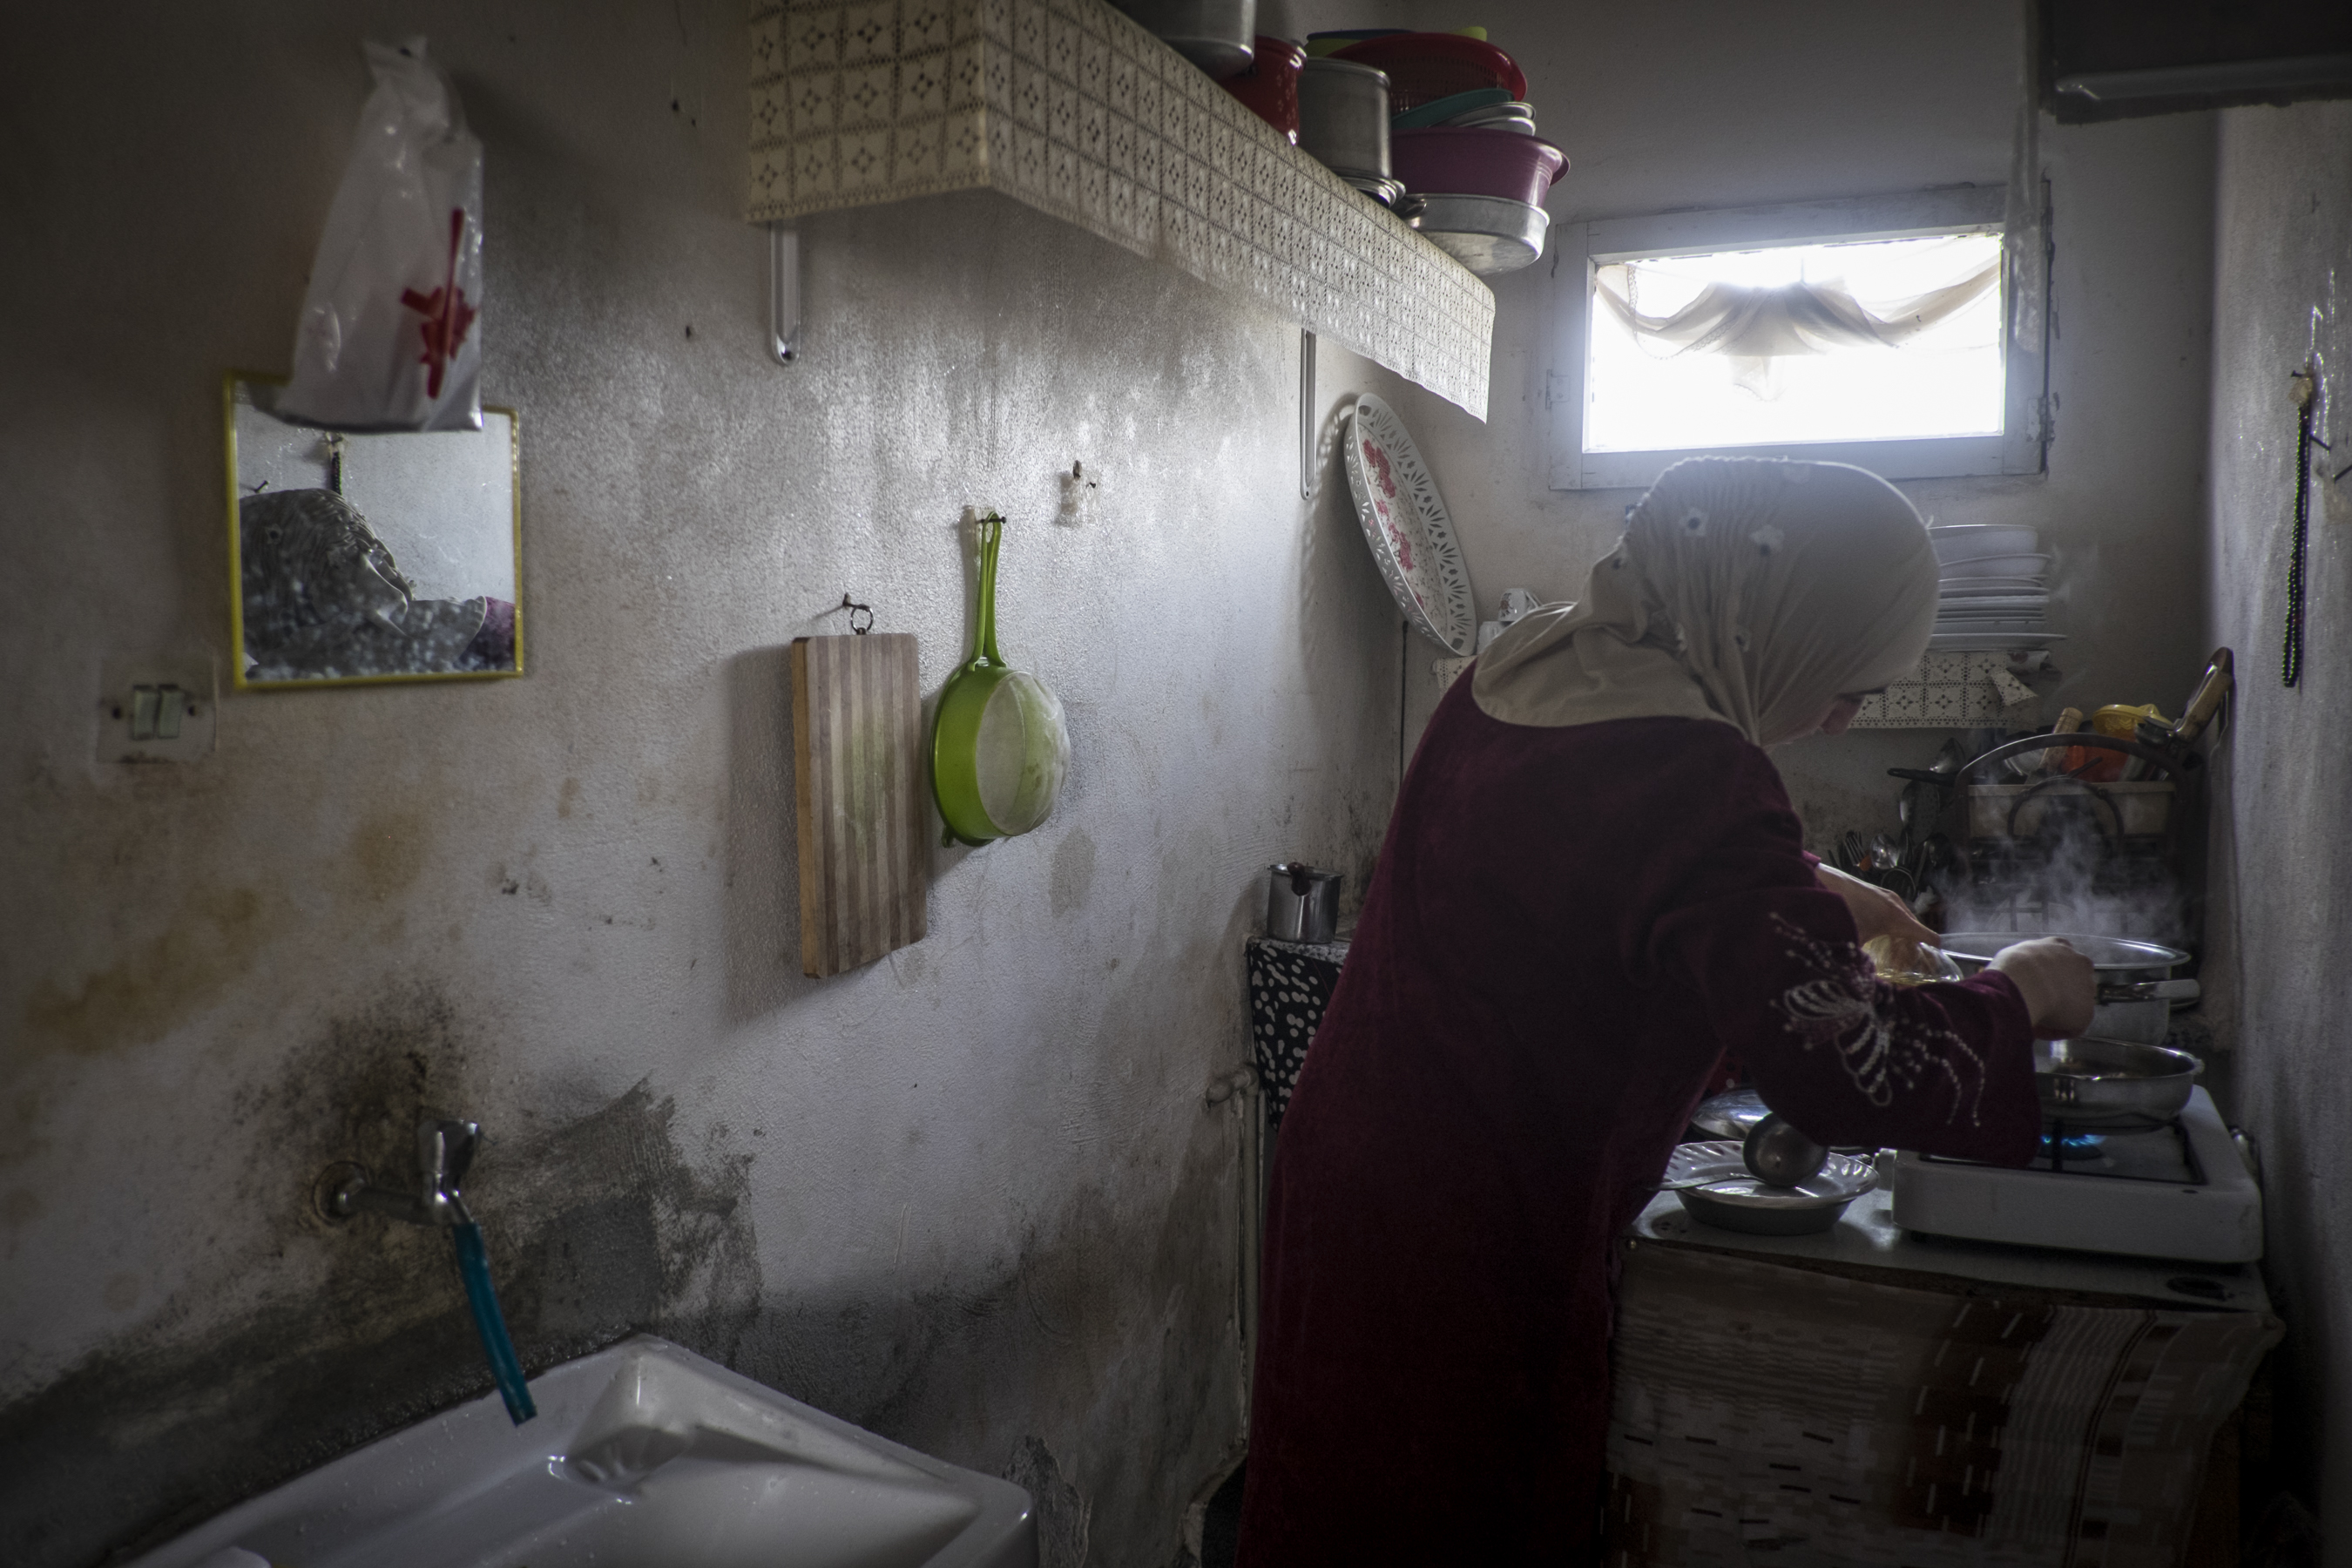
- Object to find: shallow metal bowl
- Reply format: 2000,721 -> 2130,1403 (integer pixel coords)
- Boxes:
2035,1037 -> 2202,1125
1664,1142 -> 1877,1235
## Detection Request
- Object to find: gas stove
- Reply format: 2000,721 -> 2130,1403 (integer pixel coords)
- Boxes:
1890,1087 -> 2261,1264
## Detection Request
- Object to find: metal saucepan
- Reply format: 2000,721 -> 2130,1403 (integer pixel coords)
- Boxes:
1936,932 -> 2199,1044
2034,1037 -> 2203,1125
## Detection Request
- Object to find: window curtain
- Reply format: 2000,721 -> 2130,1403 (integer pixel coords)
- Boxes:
1593,252 -> 2000,398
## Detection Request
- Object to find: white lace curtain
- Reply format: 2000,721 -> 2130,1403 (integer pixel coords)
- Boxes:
1593,250 -> 2000,398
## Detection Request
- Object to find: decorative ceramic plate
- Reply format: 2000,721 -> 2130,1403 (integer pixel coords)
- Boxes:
1344,394 -> 1477,655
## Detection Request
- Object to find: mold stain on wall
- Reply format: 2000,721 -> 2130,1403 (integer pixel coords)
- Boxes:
0,988 -> 762,1567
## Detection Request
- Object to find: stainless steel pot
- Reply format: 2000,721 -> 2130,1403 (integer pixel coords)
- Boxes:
2035,1037 -> 2203,1125
1937,932 -> 2198,1044
1108,0 -> 1254,78
1266,862 -> 1342,943
1298,57 -> 1390,180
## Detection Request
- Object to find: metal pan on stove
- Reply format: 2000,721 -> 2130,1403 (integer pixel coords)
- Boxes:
2035,1037 -> 2202,1125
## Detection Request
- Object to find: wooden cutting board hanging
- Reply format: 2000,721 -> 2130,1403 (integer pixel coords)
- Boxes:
789,631 -> 929,977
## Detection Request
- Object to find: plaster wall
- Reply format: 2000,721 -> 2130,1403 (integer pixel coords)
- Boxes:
2202,98 -> 2352,1545
1376,0 -> 2219,855
0,3 -> 1408,1564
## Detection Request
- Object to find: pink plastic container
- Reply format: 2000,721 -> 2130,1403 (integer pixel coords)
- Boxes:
1389,126 -> 1566,205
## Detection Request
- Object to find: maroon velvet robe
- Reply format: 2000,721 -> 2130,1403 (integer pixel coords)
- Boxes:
1236,682 -> 2041,1566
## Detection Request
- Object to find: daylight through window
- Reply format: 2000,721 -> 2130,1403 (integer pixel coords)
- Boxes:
1585,232 -> 2006,456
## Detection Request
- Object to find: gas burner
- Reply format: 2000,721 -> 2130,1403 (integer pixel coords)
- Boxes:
1893,1088 -> 2261,1264
2038,1129 -> 2109,1171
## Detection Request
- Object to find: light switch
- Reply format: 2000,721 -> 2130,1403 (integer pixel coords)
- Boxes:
101,659 -> 216,763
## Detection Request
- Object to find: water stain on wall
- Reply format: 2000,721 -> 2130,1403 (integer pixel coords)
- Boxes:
17,884 -> 280,1063
0,986 -> 760,1568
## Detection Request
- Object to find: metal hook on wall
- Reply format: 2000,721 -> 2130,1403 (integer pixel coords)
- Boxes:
836,593 -> 874,634
1299,329 -> 1317,500
769,224 -> 800,365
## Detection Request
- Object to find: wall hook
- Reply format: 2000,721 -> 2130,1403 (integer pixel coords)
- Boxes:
837,593 -> 874,633
768,223 -> 800,365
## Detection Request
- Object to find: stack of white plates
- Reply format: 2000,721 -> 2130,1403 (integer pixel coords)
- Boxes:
1929,524 -> 2060,651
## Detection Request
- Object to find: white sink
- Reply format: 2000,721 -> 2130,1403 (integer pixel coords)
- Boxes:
128,1336 -> 1036,1568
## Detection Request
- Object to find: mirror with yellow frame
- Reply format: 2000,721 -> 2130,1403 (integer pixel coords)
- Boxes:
226,374 -> 522,688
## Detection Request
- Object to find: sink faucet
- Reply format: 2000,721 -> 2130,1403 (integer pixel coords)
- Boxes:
321,1118 -> 537,1426
328,1118 -> 482,1227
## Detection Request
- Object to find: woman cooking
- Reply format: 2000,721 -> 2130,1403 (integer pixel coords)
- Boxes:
1235,457 -> 2095,1565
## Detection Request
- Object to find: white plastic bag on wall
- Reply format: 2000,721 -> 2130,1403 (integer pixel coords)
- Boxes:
276,38 -> 483,432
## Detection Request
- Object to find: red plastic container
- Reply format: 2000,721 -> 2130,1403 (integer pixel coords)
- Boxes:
1221,36 -> 1307,144
1389,126 -> 1566,204
1330,33 -> 1526,112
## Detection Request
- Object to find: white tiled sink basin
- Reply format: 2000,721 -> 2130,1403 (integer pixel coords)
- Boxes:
128,1336 -> 1036,1568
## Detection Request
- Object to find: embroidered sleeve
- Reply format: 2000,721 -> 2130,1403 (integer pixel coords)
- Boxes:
1653,877 -> 2040,1163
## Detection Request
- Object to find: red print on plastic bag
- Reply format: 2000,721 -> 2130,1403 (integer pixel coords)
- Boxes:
402,209 -> 479,399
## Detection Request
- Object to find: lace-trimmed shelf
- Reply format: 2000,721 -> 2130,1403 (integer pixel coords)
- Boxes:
1850,651 -> 2046,728
747,0 -> 1497,416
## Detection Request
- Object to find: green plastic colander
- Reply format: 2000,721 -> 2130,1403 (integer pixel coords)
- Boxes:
932,513 -> 1069,847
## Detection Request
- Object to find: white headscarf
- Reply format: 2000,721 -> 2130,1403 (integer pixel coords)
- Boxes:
1470,458 -> 1938,745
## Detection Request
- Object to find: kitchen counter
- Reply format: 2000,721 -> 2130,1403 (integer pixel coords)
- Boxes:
1605,1186 -> 2281,1567
1630,1186 -> 2273,1314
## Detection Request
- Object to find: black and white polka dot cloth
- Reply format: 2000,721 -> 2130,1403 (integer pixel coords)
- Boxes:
1246,936 -> 1351,1131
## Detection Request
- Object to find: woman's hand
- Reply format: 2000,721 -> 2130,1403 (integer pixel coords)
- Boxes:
1989,938 -> 2098,1039
1814,862 -> 1936,946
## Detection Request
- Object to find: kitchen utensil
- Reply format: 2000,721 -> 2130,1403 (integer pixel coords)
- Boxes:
1937,931 -> 2197,1044
931,514 -> 1070,847
1389,126 -> 1567,205
1266,862 -> 1343,943
2034,1037 -> 2203,1124
1297,57 -> 1391,179
790,632 -> 930,977
1344,394 -> 1477,655
1928,524 -> 2041,561
2172,647 -> 2234,743
1330,33 -> 1527,112
1938,551 -> 2052,580
1389,85 -> 1514,129
1742,1114 -> 1829,1188
1442,99 -> 1537,132
1107,0 -> 1255,78
1403,193 -> 1550,274
1688,1086 -> 1769,1140
1219,35 -> 1304,141
1663,1142 -> 1877,1235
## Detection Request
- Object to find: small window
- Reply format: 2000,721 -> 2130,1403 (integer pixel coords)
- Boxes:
1551,187 -> 2046,490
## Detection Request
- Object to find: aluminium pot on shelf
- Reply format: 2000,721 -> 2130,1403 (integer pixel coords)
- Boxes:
1404,193 -> 1550,275
1298,57 -> 1391,180
1108,0 -> 1255,78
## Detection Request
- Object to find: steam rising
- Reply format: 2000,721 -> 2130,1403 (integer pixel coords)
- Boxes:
1934,787 -> 2190,946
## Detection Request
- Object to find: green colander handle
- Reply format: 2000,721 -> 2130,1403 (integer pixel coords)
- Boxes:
972,512 -> 1004,668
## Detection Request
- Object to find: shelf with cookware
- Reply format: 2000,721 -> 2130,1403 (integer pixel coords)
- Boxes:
746,0 -> 1498,416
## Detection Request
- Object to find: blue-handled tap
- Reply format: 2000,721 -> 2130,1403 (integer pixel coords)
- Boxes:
323,1119 -> 537,1425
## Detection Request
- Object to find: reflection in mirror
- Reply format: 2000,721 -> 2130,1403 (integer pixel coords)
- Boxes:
226,375 -> 522,687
